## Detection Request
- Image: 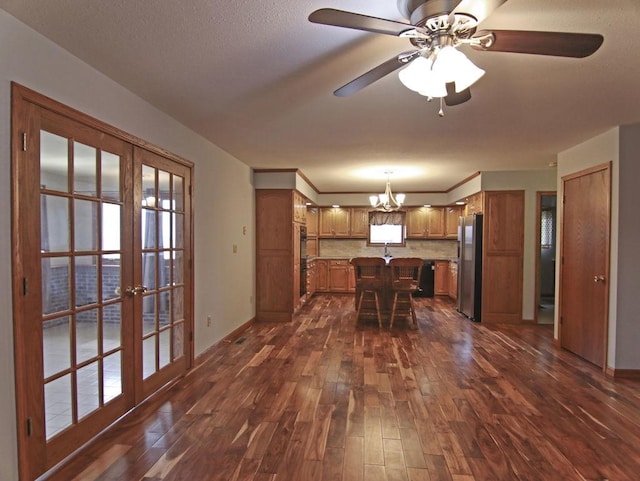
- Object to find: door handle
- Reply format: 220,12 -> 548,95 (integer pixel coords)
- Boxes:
124,285 -> 148,297
593,275 -> 606,283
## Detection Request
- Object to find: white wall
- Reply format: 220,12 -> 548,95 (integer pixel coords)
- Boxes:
0,10 -> 255,480
614,125 -> 640,369
449,174 -> 482,203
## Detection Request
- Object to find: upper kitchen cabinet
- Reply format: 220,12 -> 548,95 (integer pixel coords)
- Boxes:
349,207 -> 369,238
406,207 -> 445,239
319,206 -> 370,238
463,192 -> 484,216
306,206 -> 318,237
444,206 -> 463,239
320,207 -> 350,237
292,191 -> 307,224
319,207 -> 353,238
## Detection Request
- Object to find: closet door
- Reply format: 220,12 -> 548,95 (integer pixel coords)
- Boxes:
12,84 -> 193,480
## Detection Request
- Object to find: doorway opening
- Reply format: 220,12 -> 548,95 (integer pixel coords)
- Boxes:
536,192 -> 557,324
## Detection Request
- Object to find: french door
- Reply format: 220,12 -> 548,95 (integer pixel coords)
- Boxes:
12,84 -> 193,480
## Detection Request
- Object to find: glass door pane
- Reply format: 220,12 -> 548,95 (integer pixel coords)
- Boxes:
40,130 -> 127,440
135,146 -> 191,399
139,164 -> 187,380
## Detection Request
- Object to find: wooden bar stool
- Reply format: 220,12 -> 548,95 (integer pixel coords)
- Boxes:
389,257 -> 423,329
350,257 -> 386,328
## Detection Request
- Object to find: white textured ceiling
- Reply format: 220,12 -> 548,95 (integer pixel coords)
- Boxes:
2,0 -> 640,193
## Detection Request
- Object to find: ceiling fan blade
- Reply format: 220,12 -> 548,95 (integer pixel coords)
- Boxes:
334,55 -> 412,97
309,8 -> 415,36
444,83 -> 471,106
471,29 -> 604,58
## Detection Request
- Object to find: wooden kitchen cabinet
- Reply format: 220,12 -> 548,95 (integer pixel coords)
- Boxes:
434,260 -> 449,296
429,208 -> 445,237
328,259 -> 351,291
444,206 -> 462,239
481,190 -> 524,323
256,189 -> 304,322
307,237 -> 318,257
307,259 -> 316,297
348,265 -> 356,291
319,207 -> 371,238
316,260 -> 328,291
293,190 -> 307,224
315,259 -> 356,293
293,222 -> 301,300
406,207 -> 445,239
319,207 -> 351,237
406,207 -> 428,238
349,207 -> 369,238
448,261 -> 458,300
306,206 -> 318,236
463,192 -> 484,216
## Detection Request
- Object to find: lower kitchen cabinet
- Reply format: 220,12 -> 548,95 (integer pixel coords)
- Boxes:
348,265 -> 356,291
329,259 -> 351,292
307,260 -> 317,297
315,259 -> 355,293
316,259 -> 328,291
434,260 -> 449,296
448,261 -> 458,300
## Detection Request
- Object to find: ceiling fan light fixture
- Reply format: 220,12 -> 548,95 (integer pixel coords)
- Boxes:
433,45 -> 485,92
398,56 -> 448,98
398,56 -> 431,91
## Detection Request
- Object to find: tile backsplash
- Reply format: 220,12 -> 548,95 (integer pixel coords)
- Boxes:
318,239 -> 458,260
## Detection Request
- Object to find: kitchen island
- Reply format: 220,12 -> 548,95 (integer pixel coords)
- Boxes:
309,257 -> 458,313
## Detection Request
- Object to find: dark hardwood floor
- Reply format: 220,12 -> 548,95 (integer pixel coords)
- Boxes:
43,295 -> 640,481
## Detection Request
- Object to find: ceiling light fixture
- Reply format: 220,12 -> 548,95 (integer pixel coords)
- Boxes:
369,171 -> 406,212
398,45 -> 485,100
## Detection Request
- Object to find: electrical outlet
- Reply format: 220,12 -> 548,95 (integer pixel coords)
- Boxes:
206,315 -> 212,327
233,244 -> 238,253
242,225 -> 247,235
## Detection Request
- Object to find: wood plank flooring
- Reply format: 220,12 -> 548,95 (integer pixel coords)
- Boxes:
43,295 -> 640,481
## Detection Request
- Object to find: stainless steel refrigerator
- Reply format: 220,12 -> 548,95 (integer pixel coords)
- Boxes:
457,213 -> 483,321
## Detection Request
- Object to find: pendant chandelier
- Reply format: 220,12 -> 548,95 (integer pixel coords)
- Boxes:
369,172 -> 406,212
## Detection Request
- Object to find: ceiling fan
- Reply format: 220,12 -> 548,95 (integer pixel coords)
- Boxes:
309,0 -> 603,112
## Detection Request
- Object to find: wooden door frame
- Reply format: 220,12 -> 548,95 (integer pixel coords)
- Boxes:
558,162 -> 611,372
11,82 -> 195,480
533,191 -> 557,324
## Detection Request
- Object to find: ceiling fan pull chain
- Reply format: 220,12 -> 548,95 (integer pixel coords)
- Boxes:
438,97 -> 445,117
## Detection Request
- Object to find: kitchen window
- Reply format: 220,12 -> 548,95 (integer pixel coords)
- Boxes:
368,211 -> 406,246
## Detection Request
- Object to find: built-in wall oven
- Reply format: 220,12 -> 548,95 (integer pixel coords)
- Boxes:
300,226 -> 307,297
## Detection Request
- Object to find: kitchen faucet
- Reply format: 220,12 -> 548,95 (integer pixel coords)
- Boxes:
384,242 -> 390,257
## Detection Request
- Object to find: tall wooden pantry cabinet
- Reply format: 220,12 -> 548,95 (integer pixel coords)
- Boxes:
255,189 -> 306,322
